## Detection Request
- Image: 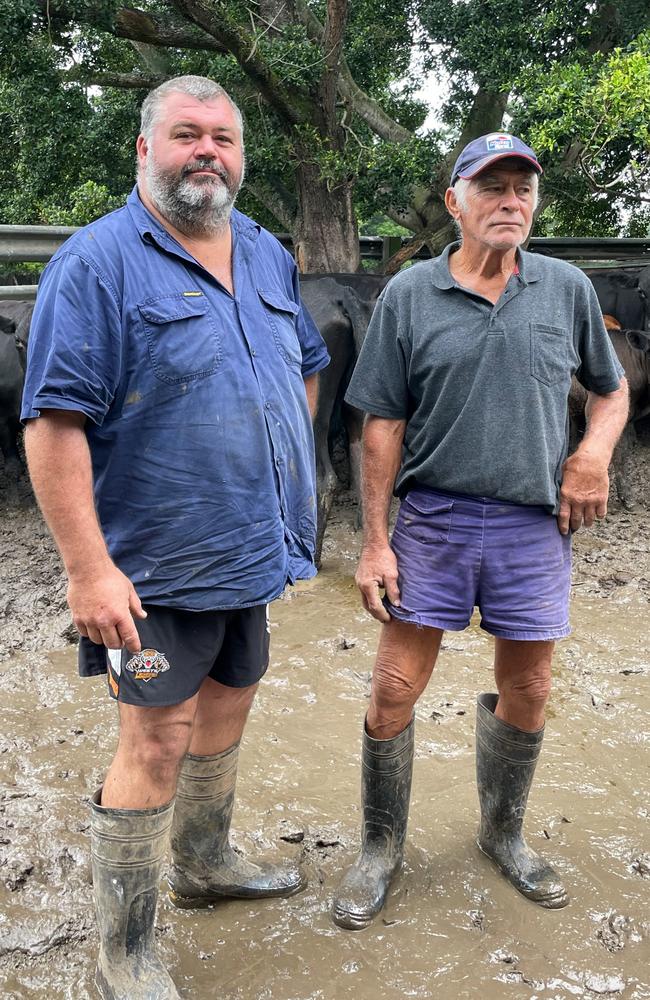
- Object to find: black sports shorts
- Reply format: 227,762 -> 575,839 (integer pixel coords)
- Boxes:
78,603 -> 270,707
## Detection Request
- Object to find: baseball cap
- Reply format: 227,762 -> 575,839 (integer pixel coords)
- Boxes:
450,133 -> 542,185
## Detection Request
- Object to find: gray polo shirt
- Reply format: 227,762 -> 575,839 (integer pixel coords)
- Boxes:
345,244 -> 624,512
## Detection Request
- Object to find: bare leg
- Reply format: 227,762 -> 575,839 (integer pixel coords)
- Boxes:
367,619 -> 444,738
102,696 -> 199,809
493,638 -> 554,731
189,677 -> 258,755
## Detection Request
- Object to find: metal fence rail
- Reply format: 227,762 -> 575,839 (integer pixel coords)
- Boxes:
0,224 -> 648,301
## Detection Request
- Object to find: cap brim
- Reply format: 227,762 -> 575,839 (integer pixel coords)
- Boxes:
456,152 -> 543,183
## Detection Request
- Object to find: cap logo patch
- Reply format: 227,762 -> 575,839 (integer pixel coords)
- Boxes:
486,133 -> 514,151
125,648 -> 170,682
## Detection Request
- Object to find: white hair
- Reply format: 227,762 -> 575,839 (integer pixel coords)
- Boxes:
140,75 -> 244,141
453,171 -> 539,211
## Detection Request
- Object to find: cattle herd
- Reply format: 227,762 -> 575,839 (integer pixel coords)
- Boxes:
1,263 -> 649,562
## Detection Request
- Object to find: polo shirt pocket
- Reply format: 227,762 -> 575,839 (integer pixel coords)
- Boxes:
530,324 -> 568,386
139,294 -> 221,384
258,289 -> 302,369
398,493 -> 454,544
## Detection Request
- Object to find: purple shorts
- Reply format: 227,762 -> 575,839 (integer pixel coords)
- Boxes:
387,487 -> 571,640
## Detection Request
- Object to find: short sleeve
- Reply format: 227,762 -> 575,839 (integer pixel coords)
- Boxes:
21,252 -> 123,425
290,264 -> 330,378
574,279 -> 625,394
344,296 -> 409,417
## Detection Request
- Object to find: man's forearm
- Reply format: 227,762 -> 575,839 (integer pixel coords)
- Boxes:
361,416 -> 406,547
304,373 -> 319,419
24,411 -> 111,577
579,379 -> 629,463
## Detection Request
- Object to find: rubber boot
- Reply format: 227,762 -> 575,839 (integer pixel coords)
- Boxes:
168,743 -> 306,907
90,789 -> 179,1000
332,716 -> 414,930
476,693 -> 569,908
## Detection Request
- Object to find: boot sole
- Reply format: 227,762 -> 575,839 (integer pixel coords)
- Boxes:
331,905 -> 375,931
476,840 -> 569,908
168,873 -> 307,908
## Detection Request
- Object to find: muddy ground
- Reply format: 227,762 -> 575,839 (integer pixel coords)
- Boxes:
0,449 -> 649,1000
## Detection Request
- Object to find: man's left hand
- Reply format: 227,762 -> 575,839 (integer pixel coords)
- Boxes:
558,451 -> 609,535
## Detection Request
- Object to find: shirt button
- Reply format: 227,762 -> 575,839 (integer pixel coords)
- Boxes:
251,349 -> 257,356
276,457 -> 283,466
265,402 -> 272,410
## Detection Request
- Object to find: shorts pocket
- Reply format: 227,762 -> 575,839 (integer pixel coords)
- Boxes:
258,288 -> 302,368
139,294 -> 221,384
398,492 -> 454,544
530,323 -> 568,387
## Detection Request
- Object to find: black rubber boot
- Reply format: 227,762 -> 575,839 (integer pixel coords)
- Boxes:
332,717 -> 414,930
90,789 -> 179,1000
168,743 -> 306,908
476,693 -> 569,908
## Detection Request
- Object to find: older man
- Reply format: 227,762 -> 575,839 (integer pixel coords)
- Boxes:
22,76 -> 328,998
332,133 -> 628,930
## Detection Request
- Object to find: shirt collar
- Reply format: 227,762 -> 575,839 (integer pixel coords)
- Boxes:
126,185 -> 260,248
432,241 -> 542,289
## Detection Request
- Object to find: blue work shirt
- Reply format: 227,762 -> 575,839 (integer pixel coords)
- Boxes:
22,187 -> 330,610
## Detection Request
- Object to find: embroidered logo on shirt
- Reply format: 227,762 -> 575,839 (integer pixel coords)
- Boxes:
125,648 -> 171,682
485,133 -> 514,151
183,291 -> 203,297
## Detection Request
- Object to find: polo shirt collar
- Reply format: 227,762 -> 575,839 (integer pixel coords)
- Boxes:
432,241 -> 542,289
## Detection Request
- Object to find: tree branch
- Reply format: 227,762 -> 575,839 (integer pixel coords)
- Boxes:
35,1 -> 229,53
293,0 -> 412,143
169,0 -> 307,127
320,0 -> 348,126
62,67 -> 165,89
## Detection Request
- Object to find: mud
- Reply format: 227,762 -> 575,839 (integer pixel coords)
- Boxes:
0,450 -> 649,999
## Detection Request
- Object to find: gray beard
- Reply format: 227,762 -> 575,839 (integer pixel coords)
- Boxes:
144,156 -> 242,236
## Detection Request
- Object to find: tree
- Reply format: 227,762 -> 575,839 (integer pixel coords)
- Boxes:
0,1 -> 647,271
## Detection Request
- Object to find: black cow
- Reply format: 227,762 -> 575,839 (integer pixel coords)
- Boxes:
568,318 -> 650,507
586,268 -> 648,332
0,315 -> 26,499
300,274 -> 389,563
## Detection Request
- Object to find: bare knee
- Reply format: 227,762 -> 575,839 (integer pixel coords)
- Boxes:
368,657 -> 424,738
500,671 -> 552,709
118,712 -> 194,779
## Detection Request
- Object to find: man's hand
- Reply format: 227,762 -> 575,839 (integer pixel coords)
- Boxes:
67,564 -> 147,651
558,450 -> 609,535
355,543 -> 400,622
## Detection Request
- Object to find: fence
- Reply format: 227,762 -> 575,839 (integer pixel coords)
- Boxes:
0,225 -> 649,300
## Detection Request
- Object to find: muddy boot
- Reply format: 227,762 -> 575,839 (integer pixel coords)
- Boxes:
332,717 -> 414,930
476,693 -> 569,908
90,789 -> 179,1000
168,743 -> 306,907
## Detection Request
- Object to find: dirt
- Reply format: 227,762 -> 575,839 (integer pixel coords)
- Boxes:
0,445 -> 649,1000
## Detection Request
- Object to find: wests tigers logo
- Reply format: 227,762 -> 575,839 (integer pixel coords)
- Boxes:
125,648 -> 171,682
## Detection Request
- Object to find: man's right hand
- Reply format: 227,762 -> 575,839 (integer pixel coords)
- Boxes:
355,543 -> 401,623
67,564 -> 147,651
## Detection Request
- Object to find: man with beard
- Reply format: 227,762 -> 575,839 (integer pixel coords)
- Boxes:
21,76 -> 329,999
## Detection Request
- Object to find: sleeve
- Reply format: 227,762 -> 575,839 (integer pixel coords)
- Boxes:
344,295 -> 409,417
21,252 -> 123,426
290,263 -> 330,378
574,278 -> 625,395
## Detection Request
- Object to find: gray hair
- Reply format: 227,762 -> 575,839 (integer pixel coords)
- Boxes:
453,172 -> 539,212
140,75 -> 244,141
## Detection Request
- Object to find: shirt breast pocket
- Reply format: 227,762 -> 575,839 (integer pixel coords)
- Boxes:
139,294 -> 222,384
258,288 -> 302,369
530,323 -> 568,387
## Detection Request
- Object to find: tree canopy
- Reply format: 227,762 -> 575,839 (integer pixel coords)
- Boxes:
0,0 -> 647,271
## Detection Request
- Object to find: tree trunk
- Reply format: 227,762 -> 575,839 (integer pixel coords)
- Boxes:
293,161 -> 360,272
